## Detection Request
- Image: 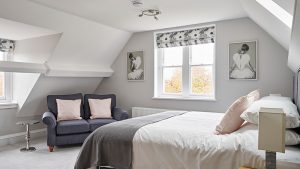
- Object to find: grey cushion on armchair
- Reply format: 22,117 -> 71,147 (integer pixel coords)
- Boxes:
84,94 -> 129,120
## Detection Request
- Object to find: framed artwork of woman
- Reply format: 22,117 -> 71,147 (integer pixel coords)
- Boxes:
127,51 -> 145,81
229,41 -> 257,80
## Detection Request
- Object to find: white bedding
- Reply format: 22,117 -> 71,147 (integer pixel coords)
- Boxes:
132,111 -> 300,169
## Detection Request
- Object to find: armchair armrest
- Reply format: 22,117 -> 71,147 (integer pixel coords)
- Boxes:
42,112 -> 57,147
113,108 -> 129,121
42,112 -> 57,128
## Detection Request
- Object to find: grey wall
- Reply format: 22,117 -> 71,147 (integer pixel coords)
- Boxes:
96,18 -> 294,114
0,109 -> 43,136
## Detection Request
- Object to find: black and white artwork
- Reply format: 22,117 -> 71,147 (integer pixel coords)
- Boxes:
229,41 -> 257,80
127,51 -> 144,81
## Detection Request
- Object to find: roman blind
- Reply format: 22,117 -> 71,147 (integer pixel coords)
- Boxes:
156,25 -> 215,48
0,38 -> 15,52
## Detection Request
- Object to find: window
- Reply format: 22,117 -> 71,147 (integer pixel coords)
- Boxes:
154,26 -> 216,100
155,44 -> 215,100
0,51 -> 12,102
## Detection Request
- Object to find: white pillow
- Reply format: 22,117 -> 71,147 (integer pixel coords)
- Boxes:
261,95 -> 292,101
56,99 -> 82,121
286,129 -> 300,145
88,98 -> 112,119
240,96 -> 300,128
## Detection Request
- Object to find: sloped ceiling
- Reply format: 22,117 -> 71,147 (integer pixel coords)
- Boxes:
240,0 -> 295,50
28,0 -> 294,51
0,0 -> 132,73
30,0 -> 247,32
0,0 -> 131,116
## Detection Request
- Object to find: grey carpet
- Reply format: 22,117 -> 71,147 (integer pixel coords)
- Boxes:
0,138 -> 84,169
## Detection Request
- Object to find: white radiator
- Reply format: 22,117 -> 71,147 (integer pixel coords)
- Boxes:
132,107 -> 171,117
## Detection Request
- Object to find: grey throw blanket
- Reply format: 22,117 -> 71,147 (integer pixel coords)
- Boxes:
74,111 -> 186,169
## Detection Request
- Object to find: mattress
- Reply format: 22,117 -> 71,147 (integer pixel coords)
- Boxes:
132,111 -> 300,169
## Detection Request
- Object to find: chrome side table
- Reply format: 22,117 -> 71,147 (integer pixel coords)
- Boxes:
16,120 -> 40,152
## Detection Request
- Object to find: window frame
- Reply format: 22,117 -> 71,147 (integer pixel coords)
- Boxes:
0,51 -> 13,102
154,26 -> 216,101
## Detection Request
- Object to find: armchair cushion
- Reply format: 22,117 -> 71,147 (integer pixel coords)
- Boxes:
88,119 -> 117,131
56,119 -> 89,135
113,108 -> 129,121
84,94 -> 116,119
47,93 -> 84,118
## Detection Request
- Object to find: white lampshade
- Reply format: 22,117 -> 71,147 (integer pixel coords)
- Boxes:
258,107 -> 286,153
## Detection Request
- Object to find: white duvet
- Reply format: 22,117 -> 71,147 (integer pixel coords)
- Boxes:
132,111 -> 300,169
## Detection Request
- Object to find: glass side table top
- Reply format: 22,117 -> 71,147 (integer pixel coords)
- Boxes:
16,120 -> 40,126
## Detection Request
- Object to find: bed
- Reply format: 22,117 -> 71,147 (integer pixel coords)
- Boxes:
74,72 -> 300,169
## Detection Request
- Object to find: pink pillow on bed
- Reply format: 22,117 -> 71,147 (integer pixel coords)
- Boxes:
215,90 -> 260,134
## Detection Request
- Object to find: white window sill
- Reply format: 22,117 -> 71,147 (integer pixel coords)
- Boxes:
0,102 -> 18,110
152,96 -> 216,101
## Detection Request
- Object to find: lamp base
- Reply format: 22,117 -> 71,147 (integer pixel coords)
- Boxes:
266,151 -> 276,169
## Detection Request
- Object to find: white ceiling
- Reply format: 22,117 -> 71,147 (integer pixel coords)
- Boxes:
0,18 -> 59,40
30,0 -> 247,32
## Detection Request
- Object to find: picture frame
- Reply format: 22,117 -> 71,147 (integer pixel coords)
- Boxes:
228,40 -> 257,80
127,51 -> 145,81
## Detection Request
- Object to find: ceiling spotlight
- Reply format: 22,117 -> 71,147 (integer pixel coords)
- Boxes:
139,9 -> 161,20
131,0 -> 143,7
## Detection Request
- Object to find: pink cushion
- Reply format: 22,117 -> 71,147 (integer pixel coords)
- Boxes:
56,99 -> 82,121
88,98 -> 112,119
246,89 -> 260,104
215,90 -> 260,134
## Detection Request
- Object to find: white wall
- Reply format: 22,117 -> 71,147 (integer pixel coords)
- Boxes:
288,0 -> 300,72
96,18 -> 294,114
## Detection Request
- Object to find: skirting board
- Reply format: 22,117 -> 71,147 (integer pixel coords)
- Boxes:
0,128 -> 46,147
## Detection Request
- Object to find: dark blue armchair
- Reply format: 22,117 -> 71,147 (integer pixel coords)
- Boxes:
42,93 -> 129,152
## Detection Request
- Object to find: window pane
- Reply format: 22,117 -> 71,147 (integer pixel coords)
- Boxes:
190,43 -> 214,65
163,47 -> 183,66
0,51 -> 4,60
191,66 -> 213,95
163,67 -> 182,93
0,72 -> 4,97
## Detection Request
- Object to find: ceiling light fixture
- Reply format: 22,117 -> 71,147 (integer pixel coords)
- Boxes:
139,9 -> 161,20
131,0 -> 143,7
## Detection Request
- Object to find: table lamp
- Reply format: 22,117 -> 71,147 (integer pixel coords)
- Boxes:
258,107 -> 286,169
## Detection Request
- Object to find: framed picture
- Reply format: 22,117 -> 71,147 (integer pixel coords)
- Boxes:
127,51 -> 144,81
229,40 -> 257,80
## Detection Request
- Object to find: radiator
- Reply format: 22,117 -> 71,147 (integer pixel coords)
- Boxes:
132,107 -> 171,117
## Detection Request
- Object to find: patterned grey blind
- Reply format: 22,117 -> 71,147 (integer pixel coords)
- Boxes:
156,26 -> 215,48
0,38 -> 15,52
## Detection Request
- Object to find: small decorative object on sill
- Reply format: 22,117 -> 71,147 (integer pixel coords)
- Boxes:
229,40 -> 257,80
258,107 -> 286,169
0,38 -> 15,52
127,51 -> 144,81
